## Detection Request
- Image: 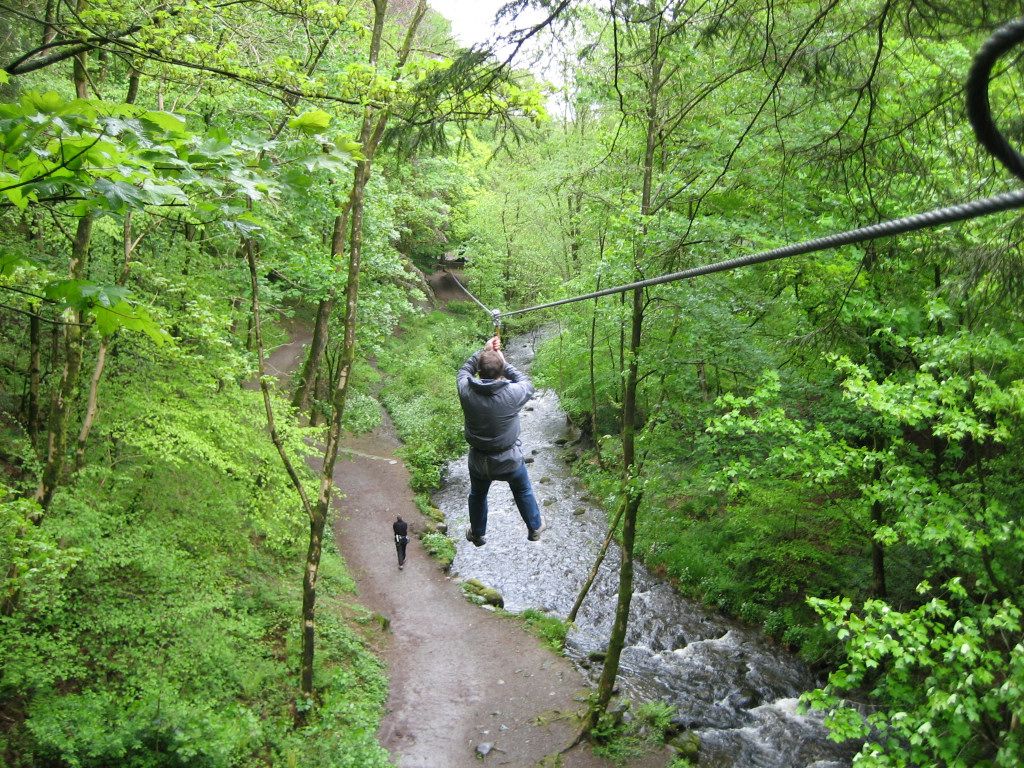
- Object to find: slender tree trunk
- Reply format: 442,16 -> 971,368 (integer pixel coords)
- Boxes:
43,0 -> 57,45
568,498 -> 626,623
125,68 -> 141,104
72,1 -> 89,99
870,497 -> 886,598
617,292 -> 625,406
35,213 -> 94,509
302,157 -> 372,700
299,0 -> 427,712
589,268 -> 603,467
27,315 -> 40,445
246,240 -> 314,513
869,445 -> 887,598
291,204 -> 343,409
589,286 -> 644,727
75,214 -> 139,469
74,341 -> 105,470
292,295 -> 333,411
589,6 -> 661,729
308,366 -> 324,426
245,237 -> 319,715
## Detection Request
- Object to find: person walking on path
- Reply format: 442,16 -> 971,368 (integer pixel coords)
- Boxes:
393,515 -> 409,570
457,335 -> 545,546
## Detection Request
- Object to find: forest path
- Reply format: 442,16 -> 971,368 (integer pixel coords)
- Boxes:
265,274 -> 663,768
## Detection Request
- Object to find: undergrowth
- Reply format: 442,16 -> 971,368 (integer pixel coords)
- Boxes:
589,699 -> 678,766
0,322 -> 390,768
519,608 -> 568,653
375,303 -> 480,493
419,531 -> 455,568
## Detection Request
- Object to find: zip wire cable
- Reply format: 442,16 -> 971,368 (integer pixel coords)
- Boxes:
446,270 -> 502,333
447,271 -> 491,315
447,17 -> 1024,326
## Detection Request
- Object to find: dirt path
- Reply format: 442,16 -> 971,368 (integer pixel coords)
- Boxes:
268,276 -> 666,768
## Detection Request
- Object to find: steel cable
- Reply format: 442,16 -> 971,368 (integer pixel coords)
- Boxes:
446,18 -> 1024,324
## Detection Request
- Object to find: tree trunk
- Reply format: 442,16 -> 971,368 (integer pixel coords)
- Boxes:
588,287 -> 644,726
291,175 -> 354,412
302,157 -> 372,701
568,498 -> 626,623
245,236 -> 318,709
870,500 -> 886,598
292,293 -> 336,411
589,268 -> 603,467
27,315 -> 40,445
35,213 -> 94,509
298,0 -> 427,713
75,213 -> 138,470
43,0 -> 57,45
589,5 -> 661,729
869,445 -> 887,598
125,68 -> 140,104
72,1 -> 89,99
74,340 -> 105,470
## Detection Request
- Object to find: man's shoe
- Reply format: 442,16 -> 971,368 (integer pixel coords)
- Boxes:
528,516 -> 547,542
465,528 -> 486,547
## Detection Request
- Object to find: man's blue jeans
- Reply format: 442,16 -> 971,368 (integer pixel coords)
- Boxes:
468,460 -> 542,537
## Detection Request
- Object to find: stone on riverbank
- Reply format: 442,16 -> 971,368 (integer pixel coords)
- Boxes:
462,578 -> 504,608
668,731 -> 700,761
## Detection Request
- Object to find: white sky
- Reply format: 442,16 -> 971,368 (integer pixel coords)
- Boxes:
427,0 -> 567,101
427,0 -> 535,49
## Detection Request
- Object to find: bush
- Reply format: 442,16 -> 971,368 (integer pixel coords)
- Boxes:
0,325 -> 389,768
376,310 -> 477,493
520,608 -> 568,653
419,531 -> 455,568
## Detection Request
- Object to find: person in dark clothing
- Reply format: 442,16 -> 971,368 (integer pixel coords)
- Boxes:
393,515 -> 409,570
457,335 -> 545,546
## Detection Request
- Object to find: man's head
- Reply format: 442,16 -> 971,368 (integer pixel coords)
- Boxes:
478,349 -> 505,380
396,515 -> 403,523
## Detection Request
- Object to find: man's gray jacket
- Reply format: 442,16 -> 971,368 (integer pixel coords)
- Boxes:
457,351 -> 534,476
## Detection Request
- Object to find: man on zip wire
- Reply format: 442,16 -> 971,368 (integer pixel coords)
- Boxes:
457,335 -> 545,546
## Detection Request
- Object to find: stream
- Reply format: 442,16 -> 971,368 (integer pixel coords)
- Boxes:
433,330 -> 859,768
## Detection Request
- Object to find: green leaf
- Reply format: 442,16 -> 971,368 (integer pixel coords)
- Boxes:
288,109 -> 332,134
140,111 -> 188,135
93,301 -> 169,343
43,280 -> 131,311
335,136 -> 364,157
92,179 -> 152,211
0,253 -> 34,276
26,91 -> 64,114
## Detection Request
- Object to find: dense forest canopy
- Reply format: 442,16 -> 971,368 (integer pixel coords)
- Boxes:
1,1 -> 1022,767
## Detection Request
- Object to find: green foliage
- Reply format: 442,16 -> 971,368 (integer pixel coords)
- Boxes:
341,390 -> 383,435
4,0 -> 1024,765
0,365 -> 389,766
413,493 -> 444,524
587,697 -> 676,765
418,531 -> 455,569
386,156 -> 469,267
376,309 -> 478,492
0,0 -> 549,765
804,584 -> 1023,767
519,609 -> 568,653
